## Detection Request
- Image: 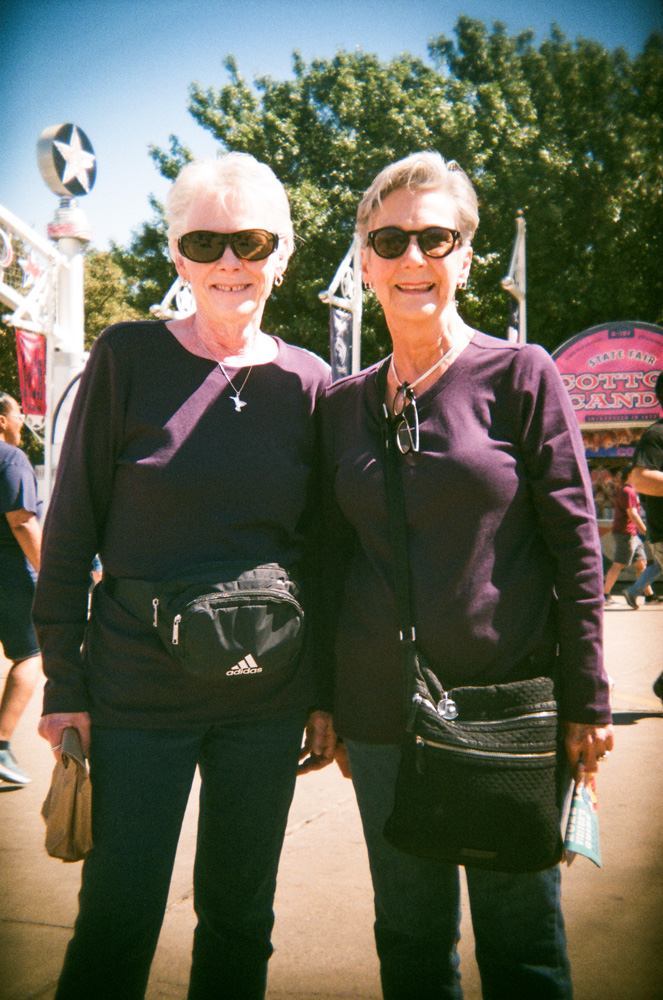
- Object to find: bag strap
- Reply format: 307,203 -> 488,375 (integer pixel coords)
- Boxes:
375,358 -> 416,644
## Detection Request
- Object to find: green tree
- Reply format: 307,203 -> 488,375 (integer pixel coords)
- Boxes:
109,197 -> 174,319
84,248 -> 142,344
113,18 -> 662,364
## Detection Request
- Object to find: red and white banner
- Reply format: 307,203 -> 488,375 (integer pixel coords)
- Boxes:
15,329 -> 46,415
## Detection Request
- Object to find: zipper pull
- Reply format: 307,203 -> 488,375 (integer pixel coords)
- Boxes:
172,614 -> 181,645
406,693 -> 423,732
152,598 -> 159,627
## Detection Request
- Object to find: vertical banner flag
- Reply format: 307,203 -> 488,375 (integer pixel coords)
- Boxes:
330,307 -> 353,382
15,329 -> 46,415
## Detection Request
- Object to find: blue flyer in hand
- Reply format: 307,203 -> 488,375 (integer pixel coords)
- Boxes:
563,773 -> 601,867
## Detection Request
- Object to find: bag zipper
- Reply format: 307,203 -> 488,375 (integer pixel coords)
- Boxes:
408,692 -> 556,728
458,710 -> 557,727
169,590 -> 303,647
415,734 -> 557,761
172,614 -> 182,644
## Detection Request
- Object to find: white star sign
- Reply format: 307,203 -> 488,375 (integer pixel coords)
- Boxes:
38,123 -> 97,198
54,127 -> 96,192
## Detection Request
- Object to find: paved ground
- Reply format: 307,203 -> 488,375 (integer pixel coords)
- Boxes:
1,596 -> 662,1000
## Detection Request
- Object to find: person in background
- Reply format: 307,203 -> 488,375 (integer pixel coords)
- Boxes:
630,371 -> 663,700
623,560 -> 662,609
0,393 -> 42,787
603,465 -> 653,605
323,151 -> 613,1000
33,153 -> 334,1000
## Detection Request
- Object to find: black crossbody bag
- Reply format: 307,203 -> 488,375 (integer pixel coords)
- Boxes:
376,361 -> 565,873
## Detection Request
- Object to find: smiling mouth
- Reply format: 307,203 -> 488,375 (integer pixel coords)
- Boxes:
395,282 -> 434,292
212,283 -> 252,292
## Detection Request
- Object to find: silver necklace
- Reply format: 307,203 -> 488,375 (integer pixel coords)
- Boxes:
390,341 -> 459,396
217,361 -> 253,412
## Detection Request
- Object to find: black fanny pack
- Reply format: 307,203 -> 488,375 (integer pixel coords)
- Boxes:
103,562 -> 305,681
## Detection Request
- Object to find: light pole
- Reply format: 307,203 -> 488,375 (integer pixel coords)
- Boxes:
37,124 -> 96,501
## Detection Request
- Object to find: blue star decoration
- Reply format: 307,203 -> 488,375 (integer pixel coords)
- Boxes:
52,125 -> 97,196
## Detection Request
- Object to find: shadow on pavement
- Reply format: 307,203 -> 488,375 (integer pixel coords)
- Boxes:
612,710 -> 663,725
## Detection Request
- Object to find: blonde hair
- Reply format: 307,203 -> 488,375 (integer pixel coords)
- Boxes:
166,153 -> 294,259
356,151 -> 479,246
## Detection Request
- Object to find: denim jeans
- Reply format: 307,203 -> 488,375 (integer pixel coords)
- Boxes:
625,560 -> 662,598
345,740 -> 573,1000
55,711 -> 306,1000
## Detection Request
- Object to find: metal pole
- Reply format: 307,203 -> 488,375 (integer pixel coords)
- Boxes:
501,210 -> 527,344
351,241 -> 362,374
44,198 -> 89,503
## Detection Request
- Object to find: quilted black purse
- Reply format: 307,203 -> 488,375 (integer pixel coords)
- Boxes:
377,361 -> 565,872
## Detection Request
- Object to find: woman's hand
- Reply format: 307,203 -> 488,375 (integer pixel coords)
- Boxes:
38,712 -> 92,762
563,721 -> 614,783
298,710 -> 336,774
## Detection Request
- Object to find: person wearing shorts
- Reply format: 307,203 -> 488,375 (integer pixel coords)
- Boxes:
631,371 -> 663,699
603,464 -> 649,605
0,393 -> 42,787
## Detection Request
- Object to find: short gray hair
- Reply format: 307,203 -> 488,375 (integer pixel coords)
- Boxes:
0,393 -> 18,416
166,153 -> 294,258
356,151 -> 479,246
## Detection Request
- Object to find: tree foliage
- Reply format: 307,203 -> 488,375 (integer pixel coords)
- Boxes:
113,17 -> 662,365
84,249 -> 142,344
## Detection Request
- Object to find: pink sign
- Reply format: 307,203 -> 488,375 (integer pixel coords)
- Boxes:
552,322 -> 663,425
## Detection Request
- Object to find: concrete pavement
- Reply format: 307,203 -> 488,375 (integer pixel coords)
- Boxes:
1,599 -> 662,1000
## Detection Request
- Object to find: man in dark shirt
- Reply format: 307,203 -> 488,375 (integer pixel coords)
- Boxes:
631,371 -> 663,702
0,393 -> 42,786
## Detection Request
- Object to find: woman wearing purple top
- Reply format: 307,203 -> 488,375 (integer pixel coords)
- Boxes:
34,153 -> 334,1000
323,152 -> 614,999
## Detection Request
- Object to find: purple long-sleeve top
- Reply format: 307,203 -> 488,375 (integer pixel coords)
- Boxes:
322,332 -> 610,744
33,320 -> 331,727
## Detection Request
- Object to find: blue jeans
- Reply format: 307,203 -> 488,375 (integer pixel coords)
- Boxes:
625,560 -> 663,598
55,711 -> 306,1000
345,740 -> 573,1000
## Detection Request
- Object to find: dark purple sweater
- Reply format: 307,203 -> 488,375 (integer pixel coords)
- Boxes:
323,332 -> 610,744
33,320 -> 331,726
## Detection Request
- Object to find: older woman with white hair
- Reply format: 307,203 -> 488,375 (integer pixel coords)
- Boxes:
34,152 -> 333,1000
323,152 -> 614,999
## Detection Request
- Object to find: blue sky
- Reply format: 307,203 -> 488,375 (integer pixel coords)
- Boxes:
2,0 -> 661,250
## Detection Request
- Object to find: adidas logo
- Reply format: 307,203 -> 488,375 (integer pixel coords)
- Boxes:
226,654 -> 262,677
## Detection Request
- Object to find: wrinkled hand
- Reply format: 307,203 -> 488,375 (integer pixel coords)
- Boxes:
564,721 -> 614,784
38,712 -> 92,762
298,710 -> 336,774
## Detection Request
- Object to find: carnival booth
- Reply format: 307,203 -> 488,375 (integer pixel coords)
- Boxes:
552,321 -> 663,571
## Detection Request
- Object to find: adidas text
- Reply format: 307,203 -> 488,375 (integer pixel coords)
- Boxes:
226,654 -> 262,677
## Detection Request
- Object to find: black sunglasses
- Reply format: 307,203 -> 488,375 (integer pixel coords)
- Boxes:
392,384 -> 420,455
367,226 -> 462,260
177,229 -> 280,263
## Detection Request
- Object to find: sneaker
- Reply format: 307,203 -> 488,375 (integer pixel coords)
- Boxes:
624,590 -> 639,610
654,673 -> 663,704
0,747 -> 31,785
645,594 -> 663,604
603,595 -> 616,605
